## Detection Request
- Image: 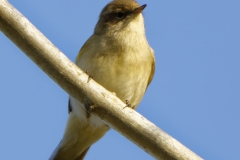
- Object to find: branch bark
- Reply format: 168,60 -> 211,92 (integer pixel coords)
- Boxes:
0,1 -> 202,160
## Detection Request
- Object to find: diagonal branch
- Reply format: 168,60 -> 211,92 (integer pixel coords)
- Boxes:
0,0 -> 202,159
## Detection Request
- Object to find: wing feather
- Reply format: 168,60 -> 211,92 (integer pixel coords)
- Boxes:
147,48 -> 155,87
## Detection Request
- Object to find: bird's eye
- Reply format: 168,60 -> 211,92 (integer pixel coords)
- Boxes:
116,12 -> 124,19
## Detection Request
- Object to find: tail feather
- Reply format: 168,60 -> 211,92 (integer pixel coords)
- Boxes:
76,147 -> 90,160
49,113 -> 92,160
49,109 -> 109,160
49,142 -> 90,160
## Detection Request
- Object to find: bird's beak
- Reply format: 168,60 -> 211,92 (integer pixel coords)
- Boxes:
132,4 -> 147,14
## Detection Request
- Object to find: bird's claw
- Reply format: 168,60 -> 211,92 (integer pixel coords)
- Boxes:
85,104 -> 95,118
85,70 -> 93,83
123,100 -> 134,109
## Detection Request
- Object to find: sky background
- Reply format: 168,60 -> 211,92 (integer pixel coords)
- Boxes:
0,0 -> 240,159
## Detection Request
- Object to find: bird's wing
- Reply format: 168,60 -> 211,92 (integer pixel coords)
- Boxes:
147,48 -> 155,87
75,35 -> 95,64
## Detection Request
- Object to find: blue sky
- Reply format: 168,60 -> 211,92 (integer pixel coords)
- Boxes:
0,0 -> 240,159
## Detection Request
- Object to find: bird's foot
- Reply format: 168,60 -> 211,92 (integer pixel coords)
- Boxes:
85,70 -> 93,83
123,100 -> 134,109
85,104 -> 95,118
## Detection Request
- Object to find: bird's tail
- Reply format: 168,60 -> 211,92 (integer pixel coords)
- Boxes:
49,140 -> 90,160
49,111 -> 109,160
49,113 -> 91,160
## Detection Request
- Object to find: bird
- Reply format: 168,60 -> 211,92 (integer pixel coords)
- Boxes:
49,0 -> 155,159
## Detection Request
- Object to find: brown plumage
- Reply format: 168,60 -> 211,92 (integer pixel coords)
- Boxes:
49,0 -> 155,159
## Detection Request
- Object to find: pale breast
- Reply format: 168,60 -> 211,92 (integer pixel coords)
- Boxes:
76,46 -> 152,108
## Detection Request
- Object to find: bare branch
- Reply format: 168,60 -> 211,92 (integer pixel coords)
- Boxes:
0,1 -> 202,159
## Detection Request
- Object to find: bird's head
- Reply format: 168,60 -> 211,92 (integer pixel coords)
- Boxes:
94,0 -> 146,35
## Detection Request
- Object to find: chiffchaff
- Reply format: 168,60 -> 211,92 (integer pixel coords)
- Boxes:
49,0 -> 155,159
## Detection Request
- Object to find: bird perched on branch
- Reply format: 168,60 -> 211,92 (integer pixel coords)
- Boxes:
49,0 -> 155,159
